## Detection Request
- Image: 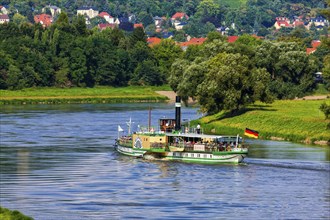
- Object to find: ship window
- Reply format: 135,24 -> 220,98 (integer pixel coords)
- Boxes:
210,155 -> 212,158
197,154 -> 200,158
191,154 -> 194,157
204,154 -> 207,158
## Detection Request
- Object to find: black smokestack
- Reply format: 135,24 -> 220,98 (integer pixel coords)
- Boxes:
175,96 -> 181,131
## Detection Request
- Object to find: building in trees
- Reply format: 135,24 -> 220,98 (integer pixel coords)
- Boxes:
34,14 -> 52,27
77,6 -> 99,19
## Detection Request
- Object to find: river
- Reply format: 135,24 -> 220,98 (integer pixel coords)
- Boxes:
0,103 -> 329,220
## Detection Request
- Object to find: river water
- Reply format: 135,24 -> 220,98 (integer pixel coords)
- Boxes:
0,103 -> 329,220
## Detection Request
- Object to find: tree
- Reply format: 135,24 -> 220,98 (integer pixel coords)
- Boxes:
168,59 -> 190,92
12,13 -> 28,26
152,39 -> 183,81
129,27 -> 147,48
196,52 -> 272,114
69,47 -> 87,87
130,60 -> 163,86
320,102 -> 330,119
195,0 -> 221,25
322,55 -> 330,90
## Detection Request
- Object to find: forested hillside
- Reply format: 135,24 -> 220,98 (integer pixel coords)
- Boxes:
1,0 -> 328,37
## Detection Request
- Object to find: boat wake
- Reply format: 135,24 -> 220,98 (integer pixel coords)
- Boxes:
246,158 -> 330,172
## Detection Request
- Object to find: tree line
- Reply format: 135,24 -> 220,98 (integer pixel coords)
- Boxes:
0,13 -> 183,89
0,12 -> 329,113
169,32 -> 329,113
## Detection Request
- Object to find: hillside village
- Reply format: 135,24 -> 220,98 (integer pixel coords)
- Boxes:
0,3 -> 328,54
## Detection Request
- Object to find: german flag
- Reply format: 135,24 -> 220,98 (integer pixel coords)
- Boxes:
244,128 -> 259,138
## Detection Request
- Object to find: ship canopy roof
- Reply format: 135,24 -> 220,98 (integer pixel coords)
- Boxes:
165,132 -> 240,140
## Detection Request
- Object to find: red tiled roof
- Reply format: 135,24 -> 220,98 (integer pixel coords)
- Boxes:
180,37 -> 206,47
311,40 -> 321,48
306,48 -> 316,55
98,23 -> 116,30
134,23 -> 144,29
99,12 -> 111,18
276,21 -> 291,27
171,12 -> 189,20
147,37 -> 162,47
228,36 -> 239,43
34,14 -> 52,27
293,20 -> 304,27
276,17 -> 289,21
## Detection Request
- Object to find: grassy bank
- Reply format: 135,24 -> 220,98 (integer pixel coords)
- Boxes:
0,86 -> 171,105
193,99 -> 330,145
0,206 -> 33,220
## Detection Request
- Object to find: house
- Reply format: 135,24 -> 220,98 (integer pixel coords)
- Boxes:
292,16 -> 305,28
154,16 -> 163,28
274,17 -> 291,29
34,14 -> 52,27
0,14 -> 9,24
99,12 -> 114,24
171,12 -> 189,21
307,16 -> 329,30
42,5 -> 61,17
0,5 -> 8,14
147,37 -> 162,47
50,6 -> 61,17
98,23 -> 116,31
171,12 -> 189,30
77,6 -> 99,19
179,37 -> 206,50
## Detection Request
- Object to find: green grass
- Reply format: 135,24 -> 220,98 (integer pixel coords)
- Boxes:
0,206 -> 33,220
193,99 -> 330,144
0,85 -> 172,104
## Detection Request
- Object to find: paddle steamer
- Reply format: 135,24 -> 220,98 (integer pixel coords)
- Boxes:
114,97 -> 248,164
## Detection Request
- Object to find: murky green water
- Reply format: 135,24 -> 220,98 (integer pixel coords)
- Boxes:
1,103 -> 329,219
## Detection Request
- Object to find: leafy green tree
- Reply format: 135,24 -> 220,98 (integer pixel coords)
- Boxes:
322,55 -> 330,90
12,13 -> 28,26
320,102 -> 330,119
173,30 -> 186,42
195,0 -> 221,25
176,58 -> 208,104
183,45 -> 204,61
152,39 -> 183,81
168,59 -> 190,92
69,46 -> 87,87
130,60 -> 163,86
137,11 -> 154,27
196,52 -> 272,114
129,27 -> 147,48
205,31 -> 227,43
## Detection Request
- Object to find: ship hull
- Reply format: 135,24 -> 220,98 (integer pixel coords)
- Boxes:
115,144 -> 246,164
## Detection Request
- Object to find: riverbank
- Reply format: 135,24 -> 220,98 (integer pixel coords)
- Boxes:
191,99 -> 330,145
0,206 -> 33,220
0,86 -> 171,105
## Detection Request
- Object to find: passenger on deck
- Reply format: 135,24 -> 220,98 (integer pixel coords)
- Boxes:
196,124 -> 201,134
